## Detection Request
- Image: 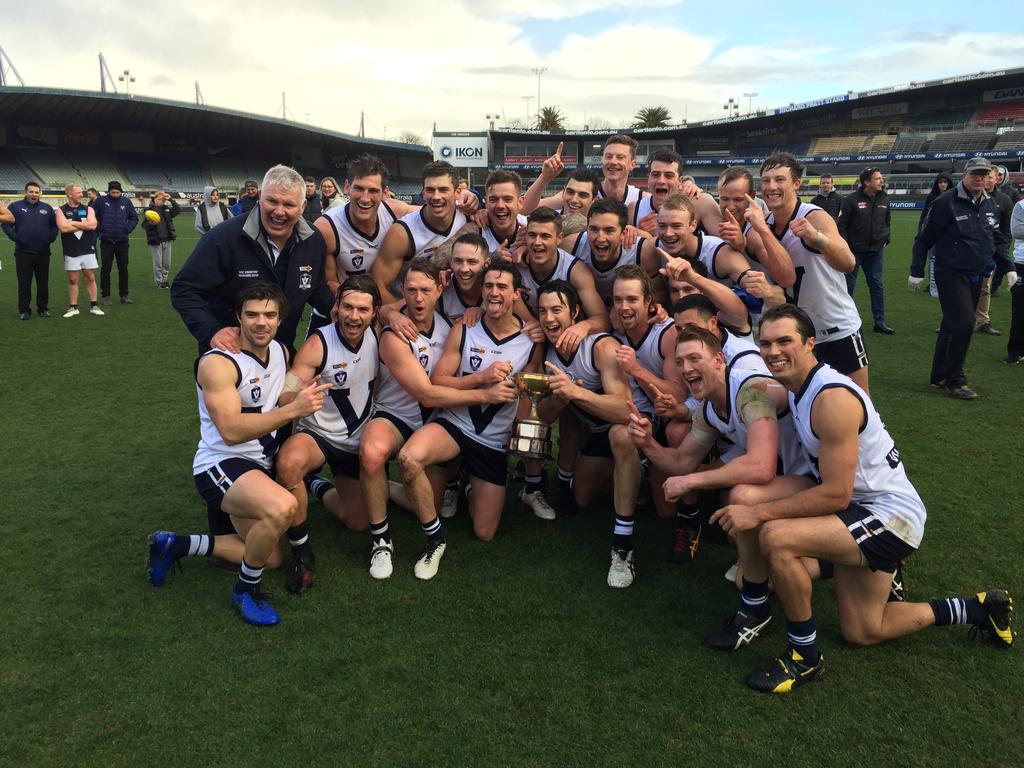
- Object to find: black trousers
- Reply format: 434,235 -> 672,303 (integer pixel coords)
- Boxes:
991,250 -> 1015,292
931,271 -> 981,388
100,240 -> 130,299
1008,277 -> 1024,358
15,249 -> 50,314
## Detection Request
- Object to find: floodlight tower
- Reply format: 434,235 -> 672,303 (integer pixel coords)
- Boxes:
0,45 -> 26,87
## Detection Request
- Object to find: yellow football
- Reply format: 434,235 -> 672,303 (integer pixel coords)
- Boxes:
145,210 -> 161,224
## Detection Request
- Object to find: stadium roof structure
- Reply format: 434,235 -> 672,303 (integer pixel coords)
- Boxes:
0,86 -> 431,157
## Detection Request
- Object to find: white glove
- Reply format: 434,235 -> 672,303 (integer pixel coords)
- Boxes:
1007,271 -> 1019,289
908,276 -> 924,291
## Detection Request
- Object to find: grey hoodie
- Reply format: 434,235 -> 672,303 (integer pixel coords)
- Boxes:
194,185 -> 232,234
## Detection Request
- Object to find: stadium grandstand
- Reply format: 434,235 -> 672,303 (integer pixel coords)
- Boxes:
478,67 -> 1024,207
0,87 -> 431,201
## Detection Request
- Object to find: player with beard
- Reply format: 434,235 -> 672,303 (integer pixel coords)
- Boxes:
757,153 -> 867,391
709,304 -> 1012,694
610,265 -> 686,580
273,276 -> 381,593
440,232 -> 489,322
397,259 -> 543,577
358,258 -> 517,579
147,283 -> 331,626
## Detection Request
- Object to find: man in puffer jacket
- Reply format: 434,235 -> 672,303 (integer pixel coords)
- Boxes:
93,180 -> 139,304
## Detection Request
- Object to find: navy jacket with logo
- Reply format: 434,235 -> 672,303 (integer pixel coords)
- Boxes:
170,207 -> 334,352
2,199 -> 57,254
93,194 -> 139,243
911,182 -> 997,278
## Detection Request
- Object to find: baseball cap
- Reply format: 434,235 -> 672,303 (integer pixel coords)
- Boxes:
107,180 -> 123,192
963,157 -> 993,173
244,179 -> 258,187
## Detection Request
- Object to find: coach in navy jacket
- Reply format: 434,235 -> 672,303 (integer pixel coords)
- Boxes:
3,181 -> 58,317
171,165 -> 334,354
93,181 -> 139,302
910,158 -> 998,397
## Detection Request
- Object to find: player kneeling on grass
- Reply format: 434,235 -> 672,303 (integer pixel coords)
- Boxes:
708,304 -> 1013,694
397,259 -> 543,578
358,257 -> 517,580
147,283 -> 331,626
274,275 -> 381,593
534,281 -> 641,587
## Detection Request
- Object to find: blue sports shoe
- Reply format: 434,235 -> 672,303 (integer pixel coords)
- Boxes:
148,531 -> 179,587
231,589 -> 281,626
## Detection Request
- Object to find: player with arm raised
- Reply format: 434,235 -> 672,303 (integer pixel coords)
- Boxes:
397,259 -> 542,577
758,153 -> 868,391
710,304 -> 1011,694
358,258 -> 517,579
147,283 -> 331,626
273,275 -> 381,593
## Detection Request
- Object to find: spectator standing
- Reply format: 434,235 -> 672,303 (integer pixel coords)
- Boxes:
94,180 -> 139,305
320,176 -> 343,211
810,174 -> 843,221
839,167 -> 893,334
142,190 -> 181,288
231,179 -> 260,216
919,173 -> 953,298
987,167 -> 1016,299
171,164 -> 334,355
302,175 -> 323,224
910,158 -> 998,399
195,186 -> 231,234
1005,198 -> 1024,364
54,183 -> 103,317
3,181 -> 57,320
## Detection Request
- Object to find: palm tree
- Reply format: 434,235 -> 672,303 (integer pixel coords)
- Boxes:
535,106 -> 567,131
632,106 -> 672,128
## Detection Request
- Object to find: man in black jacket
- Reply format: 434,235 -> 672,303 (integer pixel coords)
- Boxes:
910,158 -> 999,400
986,166 -> 1016,300
3,181 -> 58,320
171,165 -> 335,354
94,180 -> 139,304
142,190 -> 181,289
810,174 -> 842,221
302,176 -> 323,224
839,167 -> 893,334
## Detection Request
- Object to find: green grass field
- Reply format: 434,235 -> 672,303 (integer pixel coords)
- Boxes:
2,211 -> 1021,767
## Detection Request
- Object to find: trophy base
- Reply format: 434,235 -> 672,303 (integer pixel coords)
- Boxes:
508,419 -> 552,460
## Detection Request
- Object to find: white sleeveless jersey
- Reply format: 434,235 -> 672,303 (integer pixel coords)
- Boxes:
298,325 -> 379,452
615,319 -> 674,416
440,281 -> 482,322
324,200 -> 397,278
739,220 -> 773,277
546,333 -> 617,431
396,207 -> 469,261
373,311 -> 451,430
766,201 -> 861,343
693,231 -> 732,282
571,233 -> 644,308
720,326 -> 766,372
598,183 -> 646,207
703,364 -> 809,476
790,363 -> 926,547
481,214 -> 527,253
193,341 -> 288,474
438,319 -> 536,451
517,249 -> 580,314
632,195 -> 656,226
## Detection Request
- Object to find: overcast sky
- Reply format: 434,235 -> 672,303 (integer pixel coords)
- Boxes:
4,1 -> 1022,141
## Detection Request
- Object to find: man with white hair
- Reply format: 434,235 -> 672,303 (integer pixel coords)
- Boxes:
172,164 -> 335,354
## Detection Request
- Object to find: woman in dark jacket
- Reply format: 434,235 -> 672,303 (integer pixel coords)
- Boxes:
919,173 -> 952,297
142,191 -> 180,288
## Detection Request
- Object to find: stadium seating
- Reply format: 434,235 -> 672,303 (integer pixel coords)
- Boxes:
207,159 -> 252,191
71,153 -> 126,192
862,134 -> 897,153
907,107 -> 975,131
20,149 -> 81,188
993,130 -> 1024,151
925,130 -> 995,153
851,118 -> 886,132
891,134 -> 927,153
974,101 -> 1024,125
809,136 -> 868,155
161,159 -> 207,193
0,155 -> 32,191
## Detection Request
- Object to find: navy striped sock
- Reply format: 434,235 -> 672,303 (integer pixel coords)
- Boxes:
370,517 -> 391,545
930,597 -> 984,626
170,534 -> 213,559
612,515 -> 634,552
740,579 -> 770,619
786,616 -> 820,663
235,559 -> 263,594
422,516 -> 444,544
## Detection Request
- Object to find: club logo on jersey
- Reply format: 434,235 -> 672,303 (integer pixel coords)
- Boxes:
419,354 -> 429,368
334,370 -> 347,386
885,445 -> 902,469
352,255 -> 363,269
469,355 -> 482,370
251,385 -> 262,401
299,272 -> 311,290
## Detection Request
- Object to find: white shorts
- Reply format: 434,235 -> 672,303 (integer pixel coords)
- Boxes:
65,253 -> 98,272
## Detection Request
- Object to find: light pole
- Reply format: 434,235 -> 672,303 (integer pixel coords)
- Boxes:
532,67 -> 547,120
119,68 -> 136,97
522,96 -> 533,125
723,97 -> 738,118
485,112 -> 500,131
743,91 -> 758,114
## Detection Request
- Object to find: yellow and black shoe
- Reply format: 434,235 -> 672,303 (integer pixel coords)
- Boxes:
970,589 -> 1014,648
746,648 -> 825,694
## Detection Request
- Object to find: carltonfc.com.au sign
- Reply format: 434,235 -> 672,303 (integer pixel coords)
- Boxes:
432,132 -> 489,168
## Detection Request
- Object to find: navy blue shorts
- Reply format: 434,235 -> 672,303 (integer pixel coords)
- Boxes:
837,503 -> 916,573
194,457 -> 268,536
297,428 -> 360,480
435,418 -> 508,487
